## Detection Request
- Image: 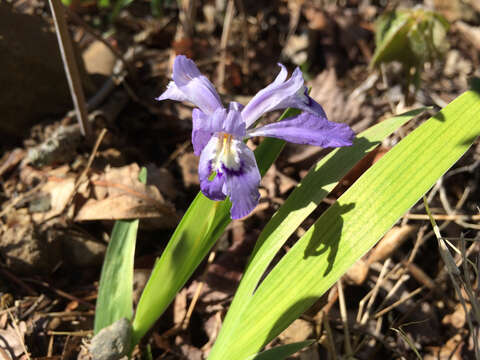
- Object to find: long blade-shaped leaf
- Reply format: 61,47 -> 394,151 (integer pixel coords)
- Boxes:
94,168 -> 147,334
245,340 -> 314,360
213,109 -> 425,348
209,91 -> 480,359
131,109 -> 297,345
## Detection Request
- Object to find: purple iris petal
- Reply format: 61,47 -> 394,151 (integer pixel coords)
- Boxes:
192,109 -> 213,155
247,112 -> 354,147
209,103 -> 246,135
157,55 -> 355,220
155,81 -> 188,102
198,137 -> 227,201
223,102 -> 246,137
158,55 -> 222,115
224,142 -> 261,219
241,64 -> 304,128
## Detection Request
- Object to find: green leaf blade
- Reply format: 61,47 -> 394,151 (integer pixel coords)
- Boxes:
94,219 -> 138,334
245,340 -> 315,360
94,168 -> 147,334
209,91 -> 480,359
131,109 -> 298,345
211,108 -> 425,354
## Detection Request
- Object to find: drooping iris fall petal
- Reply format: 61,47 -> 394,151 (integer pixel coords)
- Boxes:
247,112 -> 354,147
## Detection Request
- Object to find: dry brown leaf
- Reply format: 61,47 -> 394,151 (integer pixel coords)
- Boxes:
75,164 -> 177,225
0,149 -> 25,177
278,319 -> 314,344
456,21 -> 480,51
31,176 -> 75,223
0,324 -> 27,359
82,40 -> 116,77
173,288 -> 188,327
367,225 -> 417,265
442,302 -> 468,329
177,153 -> 199,187
345,258 -> 369,285
425,334 -> 464,360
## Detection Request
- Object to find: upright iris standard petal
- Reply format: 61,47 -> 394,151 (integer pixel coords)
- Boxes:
198,137 -> 227,201
156,81 -> 189,102
241,64 -> 304,128
158,56 -> 223,115
192,109 -> 213,155
247,112 -> 355,147
223,142 -> 261,220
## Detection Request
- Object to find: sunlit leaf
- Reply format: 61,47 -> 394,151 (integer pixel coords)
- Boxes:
208,91 -> 480,360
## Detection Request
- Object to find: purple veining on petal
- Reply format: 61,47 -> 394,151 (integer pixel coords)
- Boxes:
223,142 -> 261,219
221,160 -> 245,177
198,137 -> 226,200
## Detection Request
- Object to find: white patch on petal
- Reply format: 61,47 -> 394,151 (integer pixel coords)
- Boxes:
211,134 -> 242,173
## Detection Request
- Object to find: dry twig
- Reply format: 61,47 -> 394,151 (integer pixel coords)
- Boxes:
48,0 -> 91,137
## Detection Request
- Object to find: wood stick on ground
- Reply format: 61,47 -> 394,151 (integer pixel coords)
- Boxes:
181,250 -> 217,331
7,309 -> 30,360
217,0 -> 235,93
322,313 -> 338,360
374,286 -> 424,319
360,259 -> 391,325
48,0 -> 91,138
337,279 -> 353,358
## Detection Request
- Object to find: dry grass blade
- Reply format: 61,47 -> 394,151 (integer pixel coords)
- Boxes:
390,324 -> 422,360
423,196 -> 480,360
48,0 -> 91,137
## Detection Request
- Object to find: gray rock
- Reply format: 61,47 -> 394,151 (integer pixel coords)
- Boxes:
89,318 -> 132,360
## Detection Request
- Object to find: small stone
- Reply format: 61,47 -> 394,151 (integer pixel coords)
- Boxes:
89,318 -> 132,360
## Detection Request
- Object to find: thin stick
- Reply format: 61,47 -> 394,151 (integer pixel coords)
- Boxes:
65,8 -> 133,77
360,259 -> 391,325
48,0 -> 91,137
404,213 -> 480,221
337,279 -> 353,358
322,313 -> 337,360
181,250 -> 217,330
217,0 -> 235,92
7,309 -> 30,360
374,286 -> 424,318
75,128 -> 107,187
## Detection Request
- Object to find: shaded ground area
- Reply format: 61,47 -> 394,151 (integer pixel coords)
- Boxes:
1,0 -> 480,358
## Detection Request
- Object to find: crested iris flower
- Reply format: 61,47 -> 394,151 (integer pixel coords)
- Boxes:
157,55 -> 354,219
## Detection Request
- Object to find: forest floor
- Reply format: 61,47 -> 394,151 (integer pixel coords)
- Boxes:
1,0 -> 480,358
